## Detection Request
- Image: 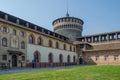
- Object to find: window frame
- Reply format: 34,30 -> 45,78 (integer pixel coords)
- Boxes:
2,37 -> 7,47
2,55 -> 7,61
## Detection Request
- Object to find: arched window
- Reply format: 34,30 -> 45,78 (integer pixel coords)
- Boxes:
48,53 -> 53,63
59,54 -> 63,63
20,31 -> 25,37
63,44 -> 66,50
73,56 -> 76,63
29,35 -> 34,44
37,37 -> 42,45
56,42 -> 59,48
67,55 -> 70,63
2,27 -> 7,33
34,51 -> 40,62
2,38 -> 7,47
21,41 -> 25,49
49,40 -> 52,47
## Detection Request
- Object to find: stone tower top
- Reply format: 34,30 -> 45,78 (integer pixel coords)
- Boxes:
52,15 -> 84,42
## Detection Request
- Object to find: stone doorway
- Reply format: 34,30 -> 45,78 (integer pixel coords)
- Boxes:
12,55 -> 17,67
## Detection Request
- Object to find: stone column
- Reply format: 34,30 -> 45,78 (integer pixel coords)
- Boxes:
26,23 -> 29,27
16,19 -> 19,24
116,33 -> 118,40
107,34 -> 109,41
92,36 -> 94,43
5,15 -> 8,20
35,26 -> 37,30
85,37 -> 87,42
99,35 -> 101,42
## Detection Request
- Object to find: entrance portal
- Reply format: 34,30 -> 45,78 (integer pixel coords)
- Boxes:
79,58 -> 83,64
12,55 -> 17,67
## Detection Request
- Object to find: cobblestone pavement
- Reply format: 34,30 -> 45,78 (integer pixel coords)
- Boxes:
0,65 -> 84,75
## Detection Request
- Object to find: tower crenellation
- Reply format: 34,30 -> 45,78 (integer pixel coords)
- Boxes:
52,13 -> 84,42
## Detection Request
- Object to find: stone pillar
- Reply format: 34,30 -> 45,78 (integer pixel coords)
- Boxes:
92,36 -> 94,43
35,26 -> 37,30
99,35 -> 101,42
16,19 -> 19,24
5,15 -> 8,20
85,37 -> 87,42
107,34 -> 109,41
26,23 -> 29,27
116,33 -> 118,40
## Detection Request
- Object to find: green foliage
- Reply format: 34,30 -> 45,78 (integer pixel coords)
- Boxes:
0,65 -> 120,80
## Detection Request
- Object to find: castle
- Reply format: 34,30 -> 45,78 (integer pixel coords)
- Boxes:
0,11 -> 120,69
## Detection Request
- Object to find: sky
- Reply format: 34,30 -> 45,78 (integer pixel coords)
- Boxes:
0,0 -> 120,36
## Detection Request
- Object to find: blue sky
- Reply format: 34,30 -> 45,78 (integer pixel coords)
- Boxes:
0,0 -> 120,36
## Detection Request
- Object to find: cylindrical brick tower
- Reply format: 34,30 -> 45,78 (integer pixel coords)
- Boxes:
52,13 -> 84,42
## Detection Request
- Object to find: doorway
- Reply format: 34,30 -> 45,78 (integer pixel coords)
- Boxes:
12,55 -> 17,67
79,58 -> 83,64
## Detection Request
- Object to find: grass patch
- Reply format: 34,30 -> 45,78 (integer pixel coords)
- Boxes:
0,65 -> 120,80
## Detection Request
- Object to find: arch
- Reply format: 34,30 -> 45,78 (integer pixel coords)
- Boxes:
2,37 -> 7,47
21,41 -> 25,49
29,34 -> 35,44
56,42 -> 59,48
37,37 -> 43,45
49,40 -> 53,47
33,51 -> 40,62
59,54 -> 63,63
67,55 -> 70,63
48,53 -> 53,63
73,56 -> 76,63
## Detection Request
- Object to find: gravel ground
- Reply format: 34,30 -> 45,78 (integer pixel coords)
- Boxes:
0,65 -> 84,75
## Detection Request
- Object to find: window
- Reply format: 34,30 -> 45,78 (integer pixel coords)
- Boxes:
22,56 -> 25,61
2,27 -> 7,33
48,53 -> 53,63
59,54 -> 63,63
96,56 -> 99,61
49,40 -> 52,47
104,55 -> 108,61
56,42 -> 59,48
13,29 -> 16,35
63,44 -> 66,50
2,55 -> 7,60
20,31 -> 24,37
37,37 -> 42,45
29,35 -> 34,44
2,38 -> 7,47
21,41 -> 25,49
114,55 -> 119,61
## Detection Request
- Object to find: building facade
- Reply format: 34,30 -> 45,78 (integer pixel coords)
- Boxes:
0,11 -> 77,68
77,31 -> 120,65
0,11 -> 120,69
